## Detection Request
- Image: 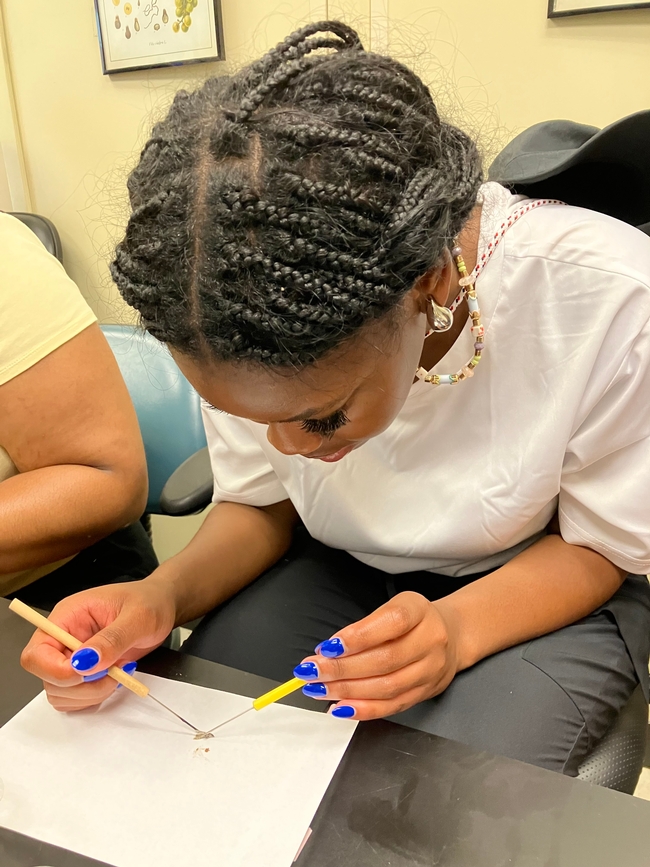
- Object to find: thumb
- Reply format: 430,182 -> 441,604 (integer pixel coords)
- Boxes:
69,609 -> 149,675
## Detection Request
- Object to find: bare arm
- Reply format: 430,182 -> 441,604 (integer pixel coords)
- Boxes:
146,498 -> 299,626
0,323 -> 148,572
436,534 -> 626,670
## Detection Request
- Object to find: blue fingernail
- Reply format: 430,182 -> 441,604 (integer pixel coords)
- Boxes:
83,669 -> 109,683
293,662 -> 319,680
70,648 -> 100,672
314,642 -> 325,654
117,661 -> 138,688
319,638 -> 345,658
302,682 -> 328,698
331,705 -> 355,719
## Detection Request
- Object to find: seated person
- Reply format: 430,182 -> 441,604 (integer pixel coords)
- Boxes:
0,211 -> 157,610
20,23 -> 650,776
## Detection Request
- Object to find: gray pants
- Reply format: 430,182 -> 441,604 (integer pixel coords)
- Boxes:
182,529 -> 650,775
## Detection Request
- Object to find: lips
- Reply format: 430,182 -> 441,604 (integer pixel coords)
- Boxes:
310,444 -> 355,462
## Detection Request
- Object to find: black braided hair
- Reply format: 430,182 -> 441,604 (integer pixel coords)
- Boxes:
111,21 -> 483,366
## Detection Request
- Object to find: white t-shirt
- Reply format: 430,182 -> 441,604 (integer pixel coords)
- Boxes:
202,182 -> 650,577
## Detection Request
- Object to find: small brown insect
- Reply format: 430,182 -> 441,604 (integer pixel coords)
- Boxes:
193,731 -> 214,740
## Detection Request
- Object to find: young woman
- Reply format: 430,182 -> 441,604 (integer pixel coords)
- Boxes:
22,22 -> 650,777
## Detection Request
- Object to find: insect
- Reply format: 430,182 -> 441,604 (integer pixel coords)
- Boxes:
194,731 -> 215,740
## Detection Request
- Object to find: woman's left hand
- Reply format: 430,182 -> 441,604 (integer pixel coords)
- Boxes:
293,591 -> 462,720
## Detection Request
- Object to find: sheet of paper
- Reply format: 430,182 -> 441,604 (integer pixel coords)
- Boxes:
0,673 -> 356,867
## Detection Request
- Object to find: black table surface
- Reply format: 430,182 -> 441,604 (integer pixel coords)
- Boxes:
2,597 -> 650,867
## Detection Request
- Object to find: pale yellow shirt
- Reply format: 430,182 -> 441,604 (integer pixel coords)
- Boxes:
0,213 -> 96,594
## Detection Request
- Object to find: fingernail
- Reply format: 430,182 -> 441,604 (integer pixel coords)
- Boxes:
116,661 -> 138,688
319,638 -> 345,658
302,682 -> 328,698
314,641 -> 325,654
83,669 -> 109,683
293,661 -> 319,680
331,705 -> 355,719
70,648 -> 100,672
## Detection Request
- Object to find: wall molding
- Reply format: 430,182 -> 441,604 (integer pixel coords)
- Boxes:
0,2 -> 31,211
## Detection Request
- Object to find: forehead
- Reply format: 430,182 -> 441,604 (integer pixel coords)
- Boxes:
173,321 -> 396,423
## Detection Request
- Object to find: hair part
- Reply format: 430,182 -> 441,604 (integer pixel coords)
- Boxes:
111,20 -> 483,367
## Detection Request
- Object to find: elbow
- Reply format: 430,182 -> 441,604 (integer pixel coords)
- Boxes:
115,463 -> 149,526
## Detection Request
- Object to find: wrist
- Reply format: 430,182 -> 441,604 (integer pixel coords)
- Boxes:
433,595 -> 480,672
142,562 -> 187,626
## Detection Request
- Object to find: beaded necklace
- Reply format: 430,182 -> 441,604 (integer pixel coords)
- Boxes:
415,198 -> 565,387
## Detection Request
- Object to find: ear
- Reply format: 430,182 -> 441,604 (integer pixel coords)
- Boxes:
409,249 -> 454,314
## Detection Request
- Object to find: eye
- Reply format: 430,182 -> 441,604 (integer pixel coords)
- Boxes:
300,409 -> 350,437
203,401 -> 225,414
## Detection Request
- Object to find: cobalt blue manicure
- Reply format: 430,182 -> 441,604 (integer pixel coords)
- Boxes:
83,669 -> 109,683
331,705 -> 355,719
302,682 -> 328,698
293,661 -> 319,680
319,638 -> 345,658
70,648 -> 100,672
314,641 -> 325,654
116,661 -> 138,689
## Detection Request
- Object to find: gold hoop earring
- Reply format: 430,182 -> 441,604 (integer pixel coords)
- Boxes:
427,298 -> 454,333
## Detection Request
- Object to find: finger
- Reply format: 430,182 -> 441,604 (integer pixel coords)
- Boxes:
21,641 -> 83,688
302,659 -> 432,702
45,678 -> 119,709
314,592 -> 431,659
296,615 -> 443,683
67,609 -> 159,676
327,687 -> 428,722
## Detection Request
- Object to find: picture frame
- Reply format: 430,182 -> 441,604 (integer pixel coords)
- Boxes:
548,0 -> 650,17
94,0 -> 225,75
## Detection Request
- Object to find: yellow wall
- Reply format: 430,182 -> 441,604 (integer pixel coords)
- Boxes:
382,1 -> 650,152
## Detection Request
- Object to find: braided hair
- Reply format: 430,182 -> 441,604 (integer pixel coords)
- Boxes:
111,21 -> 483,366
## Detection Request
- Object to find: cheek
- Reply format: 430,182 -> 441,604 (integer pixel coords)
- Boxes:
349,368 -> 414,439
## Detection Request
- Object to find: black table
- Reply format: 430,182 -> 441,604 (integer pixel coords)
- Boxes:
2,597 -> 650,867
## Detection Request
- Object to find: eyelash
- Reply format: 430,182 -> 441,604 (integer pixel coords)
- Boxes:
300,409 -> 350,437
205,401 -> 350,437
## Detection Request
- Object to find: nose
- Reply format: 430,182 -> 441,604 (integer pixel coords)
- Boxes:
266,423 -> 322,457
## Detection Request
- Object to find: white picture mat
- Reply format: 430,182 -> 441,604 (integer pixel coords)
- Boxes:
95,0 -> 220,70
552,0 -> 649,11
0,673 -> 356,867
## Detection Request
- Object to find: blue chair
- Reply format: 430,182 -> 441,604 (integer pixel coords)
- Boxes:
100,325 -> 210,519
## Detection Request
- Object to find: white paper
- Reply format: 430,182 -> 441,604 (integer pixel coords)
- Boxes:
0,673 -> 356,867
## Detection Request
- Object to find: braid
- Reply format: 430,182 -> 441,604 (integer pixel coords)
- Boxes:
112,21 -> 483,367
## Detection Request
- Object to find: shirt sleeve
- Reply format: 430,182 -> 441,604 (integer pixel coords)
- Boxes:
202,403 -> 289,507
559,314 -> 650,574
0,214 -> 96,386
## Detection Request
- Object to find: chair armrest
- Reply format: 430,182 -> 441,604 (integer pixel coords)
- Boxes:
160,447 -> 213,516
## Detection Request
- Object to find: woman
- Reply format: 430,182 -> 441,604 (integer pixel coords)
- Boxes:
22,22 -> 650,776
0,211 -> 156,611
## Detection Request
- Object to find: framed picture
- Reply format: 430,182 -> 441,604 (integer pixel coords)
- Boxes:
94,0 -> 225,75
549,0 -> 650,16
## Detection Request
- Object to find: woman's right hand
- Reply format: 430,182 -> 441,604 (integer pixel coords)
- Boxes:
20,577 -> 176,712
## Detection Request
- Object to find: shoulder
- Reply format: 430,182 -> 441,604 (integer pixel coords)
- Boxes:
504,203 -> 650,301
0,213 -> 96,386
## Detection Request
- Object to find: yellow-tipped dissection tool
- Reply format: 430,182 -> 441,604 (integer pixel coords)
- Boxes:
206,677 -> 306,735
